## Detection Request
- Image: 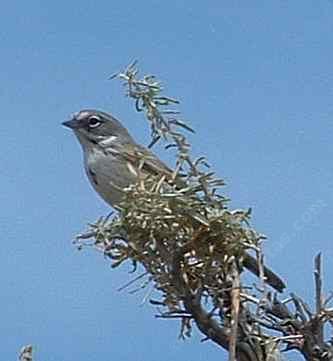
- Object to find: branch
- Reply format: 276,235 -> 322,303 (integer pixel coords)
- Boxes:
315,253 -> 324,345
19,345 -> 33,361
73,63 -> 333,361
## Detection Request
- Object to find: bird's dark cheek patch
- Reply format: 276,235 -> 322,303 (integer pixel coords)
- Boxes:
88,168 -> 98,185
87,136 -> 98,145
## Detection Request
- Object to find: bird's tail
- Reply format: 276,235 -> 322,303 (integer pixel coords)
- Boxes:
243,253 -> 286,292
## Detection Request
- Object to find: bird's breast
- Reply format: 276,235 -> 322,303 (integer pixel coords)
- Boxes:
83,147 -> 137,207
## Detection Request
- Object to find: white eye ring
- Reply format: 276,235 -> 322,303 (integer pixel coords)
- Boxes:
88,116 -> 102,128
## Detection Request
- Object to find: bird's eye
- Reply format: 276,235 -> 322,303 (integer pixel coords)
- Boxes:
88,116 -> 102,128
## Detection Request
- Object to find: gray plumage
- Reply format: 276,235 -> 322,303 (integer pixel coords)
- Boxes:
63,109 -> 173,207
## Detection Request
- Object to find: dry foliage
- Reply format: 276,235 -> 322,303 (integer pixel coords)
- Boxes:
74,63 -> 333,361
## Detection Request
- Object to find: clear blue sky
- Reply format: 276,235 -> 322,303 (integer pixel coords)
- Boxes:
1,1 -> 333,360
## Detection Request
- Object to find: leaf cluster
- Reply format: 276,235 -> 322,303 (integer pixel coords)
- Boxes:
78,62 -> 264,334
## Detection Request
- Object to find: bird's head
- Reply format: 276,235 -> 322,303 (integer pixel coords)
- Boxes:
63,109 -> 134,148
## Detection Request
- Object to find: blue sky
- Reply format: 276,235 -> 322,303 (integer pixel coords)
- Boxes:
1,1 -> 333,360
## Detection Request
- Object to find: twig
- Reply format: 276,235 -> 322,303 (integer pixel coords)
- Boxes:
314,252 -> 324,344
229,261 -> 240,361
117,271 -> 148,291
19,345 -> 33,361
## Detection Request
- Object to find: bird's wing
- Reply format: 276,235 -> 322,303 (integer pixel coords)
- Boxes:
119,141 -> 175,179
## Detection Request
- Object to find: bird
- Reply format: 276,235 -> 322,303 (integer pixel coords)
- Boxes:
63,109 -> 286,292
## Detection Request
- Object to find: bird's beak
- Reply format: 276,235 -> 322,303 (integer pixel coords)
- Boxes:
62,118 -> 80,129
